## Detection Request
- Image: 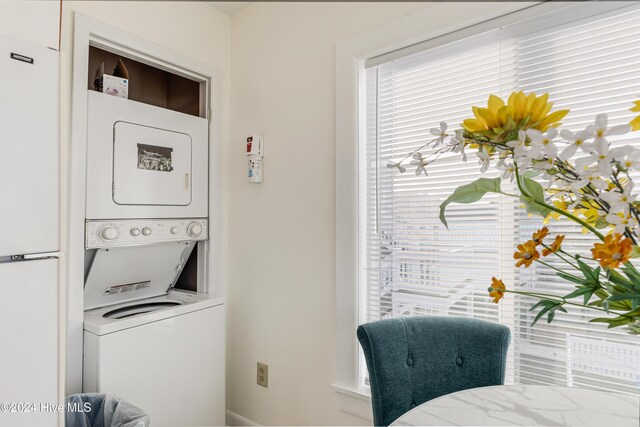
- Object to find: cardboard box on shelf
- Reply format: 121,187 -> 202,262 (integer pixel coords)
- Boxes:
94,58 -> 129,99
102,74 -> 128,98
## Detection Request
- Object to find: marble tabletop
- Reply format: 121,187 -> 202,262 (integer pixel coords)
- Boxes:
390,385 -> 640,426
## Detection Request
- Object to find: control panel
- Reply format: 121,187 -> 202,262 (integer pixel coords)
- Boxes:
86,218 -> 208,249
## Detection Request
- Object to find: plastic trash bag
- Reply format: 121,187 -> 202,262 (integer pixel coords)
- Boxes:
65,393 -> 150,427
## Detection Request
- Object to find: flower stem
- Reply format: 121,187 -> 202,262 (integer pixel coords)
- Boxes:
539,201 -> 605,241
512,164 -> 605,241
546,248 -> 580,271
503,289 -> 620,315
499,192 -> 521,198
535,259 -> 582,280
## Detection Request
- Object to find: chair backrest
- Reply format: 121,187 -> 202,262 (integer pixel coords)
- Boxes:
357,316 -> 510,426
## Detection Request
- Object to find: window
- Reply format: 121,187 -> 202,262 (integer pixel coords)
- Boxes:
360,3 -> 640,394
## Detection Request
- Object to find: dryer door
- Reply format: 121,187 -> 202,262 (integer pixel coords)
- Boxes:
113,121 -> 192,206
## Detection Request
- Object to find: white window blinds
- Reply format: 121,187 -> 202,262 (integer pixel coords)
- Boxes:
362,3 -> 640,394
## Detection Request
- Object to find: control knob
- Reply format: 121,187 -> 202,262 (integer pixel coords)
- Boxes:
99,225 -> 119,242
142,227 -> 152,236
187,222 -> 202,238
170,226 -> 179,235
130,228 -> 141,237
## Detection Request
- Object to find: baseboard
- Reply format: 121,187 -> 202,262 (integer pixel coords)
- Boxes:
226,409 -> 261,426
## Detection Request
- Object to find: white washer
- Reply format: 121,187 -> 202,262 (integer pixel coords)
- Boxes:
82,219 -> 225,426
83,292 -> 225,426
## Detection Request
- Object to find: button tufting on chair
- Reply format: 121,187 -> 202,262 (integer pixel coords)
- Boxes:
357,316 -> 511,426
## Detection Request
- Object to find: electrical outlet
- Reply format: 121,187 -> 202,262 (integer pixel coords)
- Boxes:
257,362 -> 268,388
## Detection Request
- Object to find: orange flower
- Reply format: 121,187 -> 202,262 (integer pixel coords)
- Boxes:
488,277 -> 506,303
532,227 -> 549,245
514,240 -> 540,268
542,235 -> 565,256
591,233 -> 633,269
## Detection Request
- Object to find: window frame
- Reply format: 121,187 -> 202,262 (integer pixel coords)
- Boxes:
333,1 -> 631,418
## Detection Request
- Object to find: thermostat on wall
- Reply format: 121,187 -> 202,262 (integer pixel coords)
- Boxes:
247,135 -> 263,183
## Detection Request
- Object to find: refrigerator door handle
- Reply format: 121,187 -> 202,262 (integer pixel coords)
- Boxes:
21,252 -> 61,260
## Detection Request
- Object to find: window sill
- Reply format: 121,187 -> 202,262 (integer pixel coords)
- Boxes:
332,383 -> 373,422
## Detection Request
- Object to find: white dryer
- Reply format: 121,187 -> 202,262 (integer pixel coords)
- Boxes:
85,91 -> 209,220
82,219 -> 225,426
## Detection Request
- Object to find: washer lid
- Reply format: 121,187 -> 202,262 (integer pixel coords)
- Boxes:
84,242 -> 195,310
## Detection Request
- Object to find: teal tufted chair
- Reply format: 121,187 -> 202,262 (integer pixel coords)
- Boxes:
357,316 -> 511,426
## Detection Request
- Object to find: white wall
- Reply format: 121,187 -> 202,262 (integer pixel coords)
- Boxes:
228,3 -> 430,425
227,2 -> 535,425
58,0 -> 231,393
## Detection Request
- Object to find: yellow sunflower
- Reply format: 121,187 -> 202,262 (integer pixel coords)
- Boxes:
630,100 -> 640,131
463,91 -> 569,135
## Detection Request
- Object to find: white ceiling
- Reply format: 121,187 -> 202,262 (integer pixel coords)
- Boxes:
207,2 -> 254,17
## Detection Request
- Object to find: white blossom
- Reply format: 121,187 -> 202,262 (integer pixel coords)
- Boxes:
574,138 -> 615,176
429,121 -> 448,145
600,182 -> 637,214
497,159 -> 515,182
532,157 -> 555,172
410,152 -> 428,176
506,130 -> 528,160
559,125 -> 595,161
605,212 -> 638,235
451,129 -> 467,162
571,167 -> 608,195
386,161 -> 406,173
507,130 -> 542,168
477,148 -> 491,173
593,113 -> 630,145
611,146 -> 640,171
527,128 -> 559,158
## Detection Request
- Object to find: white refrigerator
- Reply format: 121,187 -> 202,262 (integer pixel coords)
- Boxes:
0,34 -> 60,426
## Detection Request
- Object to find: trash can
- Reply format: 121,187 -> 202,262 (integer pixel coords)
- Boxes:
65,393 -> 150,427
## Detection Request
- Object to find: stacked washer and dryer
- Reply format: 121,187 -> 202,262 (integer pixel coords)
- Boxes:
82,89 -> 224,425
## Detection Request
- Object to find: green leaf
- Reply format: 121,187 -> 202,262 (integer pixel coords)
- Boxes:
556,272 -> 587,285
529,300 -> 563,326
577,259 -> 600,284
528,300 -> 548,312
595,217 -> 610,229
631,246 -> 640,258
620,265 -> 640,291
523,170 -> 542,179
517,176 -> 551,217
589,315 -> 634,328
532,305 -> 552,326
547,303 -> 567,324
563,286 -> 592,300
607,269 -> 633,288
605,292 -> 640,303
522,177 -> 545,203
439,178 -> 502,228
520,197 -> 551,218
583,291 -> 595,306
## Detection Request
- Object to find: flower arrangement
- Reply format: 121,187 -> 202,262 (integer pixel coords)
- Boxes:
388,91 -> 640,333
